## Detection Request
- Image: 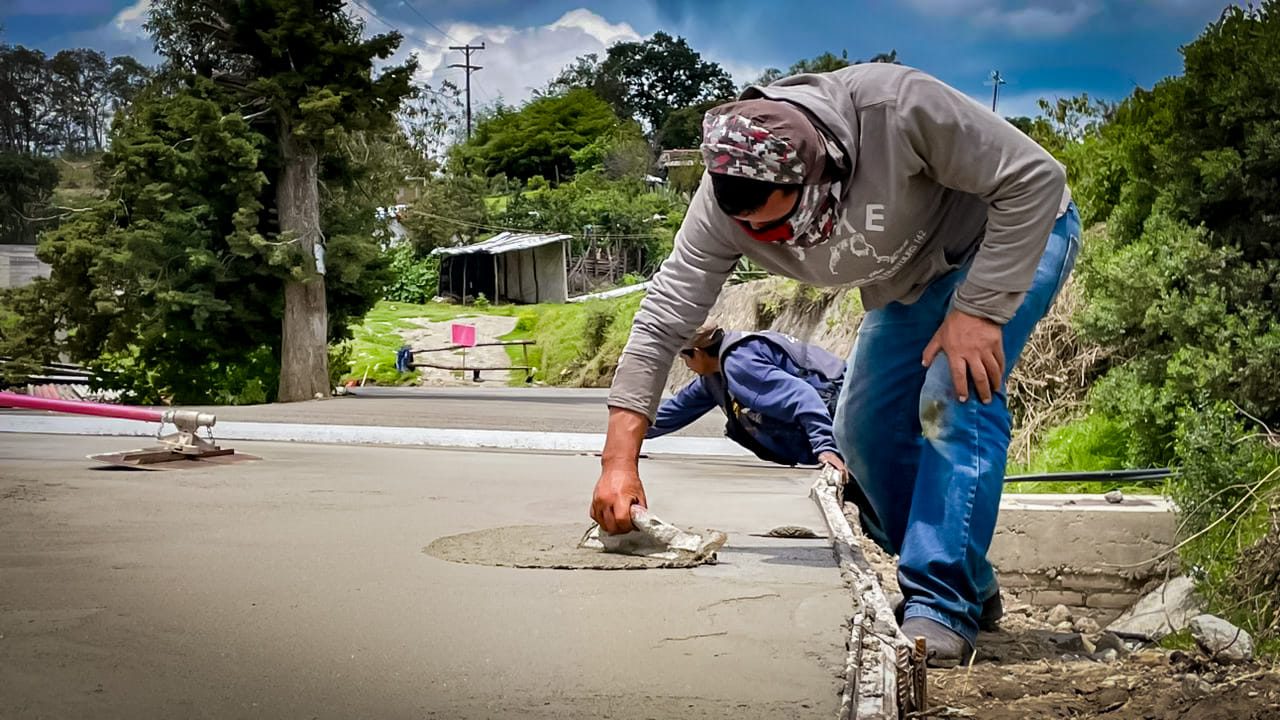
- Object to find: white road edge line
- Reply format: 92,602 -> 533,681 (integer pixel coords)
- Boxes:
0,414 -> 753,458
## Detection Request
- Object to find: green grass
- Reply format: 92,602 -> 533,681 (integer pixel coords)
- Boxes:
1005,414 -> 1161,495
499,292 -> 644,387
342,300 -> 519,385
343,295 -> 644,389
1158,628 -> 1197,651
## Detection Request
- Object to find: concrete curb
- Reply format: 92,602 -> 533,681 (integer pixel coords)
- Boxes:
810,467 -> 908,720
0,414 -> 752,458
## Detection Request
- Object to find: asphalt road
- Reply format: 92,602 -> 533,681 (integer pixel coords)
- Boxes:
171,386 -> 727,437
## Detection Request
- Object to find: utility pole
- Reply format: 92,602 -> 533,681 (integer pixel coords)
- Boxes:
449,42 -> 484,139
988,70 -> 1007,113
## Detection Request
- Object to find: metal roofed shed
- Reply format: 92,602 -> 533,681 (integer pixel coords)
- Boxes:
431,231 -> 571,304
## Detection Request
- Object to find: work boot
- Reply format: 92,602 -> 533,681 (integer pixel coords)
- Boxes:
900,617 -> 976,669
979,589 -> 1004,631
893,590 -> 1003,632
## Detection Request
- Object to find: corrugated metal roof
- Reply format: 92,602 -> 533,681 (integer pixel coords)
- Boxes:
430,231 -> 571,257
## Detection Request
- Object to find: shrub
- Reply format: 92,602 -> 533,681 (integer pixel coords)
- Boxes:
382,244 -> 438,305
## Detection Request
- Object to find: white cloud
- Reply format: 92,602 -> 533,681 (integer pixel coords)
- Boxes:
54,0 -> 157,63
974,3 -> 1100,35
389,9 -> 641,108
548,8 -> 640,47
903,0 -> 1102,37
715,57 -> 766,89
112,0 -> 152,31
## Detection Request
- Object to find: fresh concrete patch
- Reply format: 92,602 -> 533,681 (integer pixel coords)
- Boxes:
424,523 -> 723,570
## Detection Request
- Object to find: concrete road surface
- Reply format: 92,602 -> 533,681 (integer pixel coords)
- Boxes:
0,434 -> 847,719
177,387 -> 727,437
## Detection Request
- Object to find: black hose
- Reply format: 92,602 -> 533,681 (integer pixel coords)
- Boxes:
1004,468 -> 1175,484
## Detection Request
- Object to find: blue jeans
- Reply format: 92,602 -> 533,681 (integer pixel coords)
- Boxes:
833,203 -> 1081,645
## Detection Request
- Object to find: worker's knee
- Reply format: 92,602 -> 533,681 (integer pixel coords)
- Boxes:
918,358 -> 958,445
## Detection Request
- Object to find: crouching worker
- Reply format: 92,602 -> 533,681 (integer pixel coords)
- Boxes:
645,325 -> 847,473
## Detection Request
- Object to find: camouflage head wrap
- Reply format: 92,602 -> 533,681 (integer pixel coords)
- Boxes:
700,99 -> 840,247
699,100 -> 826,185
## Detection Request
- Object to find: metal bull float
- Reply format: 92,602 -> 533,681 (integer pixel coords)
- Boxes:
0,391 -> 255,469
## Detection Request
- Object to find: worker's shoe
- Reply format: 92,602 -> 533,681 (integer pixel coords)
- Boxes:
893,590 -> 1003,632
900,617 -> 976,669
979,589 -> 1004,631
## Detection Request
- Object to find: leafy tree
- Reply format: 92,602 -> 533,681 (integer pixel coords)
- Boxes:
146,0 -> 415,401
1075,3 -> 1280,455
496,174 -> 685,272
1005,116 -> 1036,134
653,49 -> 902,150
1034,94 -> 1114,145
402,175 -> 490,252
595,32 -> 735,131
0,44 -> 56,153
454,88 -> 619,182
1132,4 -> 1280,262
105,55 -> 153,111
571,121 -> 651,180
0,45 -> 138,155
7,77 -> 400,403
752,49 -> 899,87
17,83 -> 279,403
399,79 -> 462,164
49,49 -> 110,153
655,100 -> 719,150
0,152 -> 58,244
540,53 -> 602,98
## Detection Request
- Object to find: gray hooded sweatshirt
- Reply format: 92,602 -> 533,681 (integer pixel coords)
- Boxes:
609,63 -> 1072,421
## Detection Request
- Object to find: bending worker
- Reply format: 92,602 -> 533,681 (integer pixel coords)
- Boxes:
645,325 -> 846,470
590,62 -> 1078,667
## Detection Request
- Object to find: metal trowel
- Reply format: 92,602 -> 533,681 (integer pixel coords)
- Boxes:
579,506 -> 727,563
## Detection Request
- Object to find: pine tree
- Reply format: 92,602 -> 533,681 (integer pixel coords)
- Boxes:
147,0 -> 414,400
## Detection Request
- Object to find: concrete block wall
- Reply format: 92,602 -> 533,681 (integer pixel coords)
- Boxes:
0,244 -> 51,289
990,494 -> 1176,621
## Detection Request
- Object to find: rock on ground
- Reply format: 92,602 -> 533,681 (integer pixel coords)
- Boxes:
1107,576 -> 1203,640
1048,603 -> 1073,625
1189,614 -> 1255,663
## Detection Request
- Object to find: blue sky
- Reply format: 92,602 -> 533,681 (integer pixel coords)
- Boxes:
0,0 -> 1241,118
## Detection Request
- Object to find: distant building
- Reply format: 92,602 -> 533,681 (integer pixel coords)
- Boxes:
0,245 -> 51,289
431,231 -> 571,304
657,149 -> 701,169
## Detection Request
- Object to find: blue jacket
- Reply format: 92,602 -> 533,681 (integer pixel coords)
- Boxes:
646,334 -> 844,466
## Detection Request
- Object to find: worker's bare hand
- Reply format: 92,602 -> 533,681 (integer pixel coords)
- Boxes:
590,464 -> 648,535
922,309 -> 1004,404
818,450 -> 847,477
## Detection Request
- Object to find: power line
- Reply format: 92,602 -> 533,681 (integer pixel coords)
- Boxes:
473,77 -> 496,107
399,0 -> 460,44
348,0 -> 399,35
350,0 -> 448,50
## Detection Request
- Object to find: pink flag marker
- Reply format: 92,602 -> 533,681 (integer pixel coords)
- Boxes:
451,323 -> 477,347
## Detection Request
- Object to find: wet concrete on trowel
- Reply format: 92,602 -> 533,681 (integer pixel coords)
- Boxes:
424,523 -> 721,569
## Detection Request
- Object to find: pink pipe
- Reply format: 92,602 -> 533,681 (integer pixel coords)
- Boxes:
0,391 -> 164,423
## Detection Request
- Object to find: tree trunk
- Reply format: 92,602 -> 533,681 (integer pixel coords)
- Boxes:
276,134 -> 329,402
